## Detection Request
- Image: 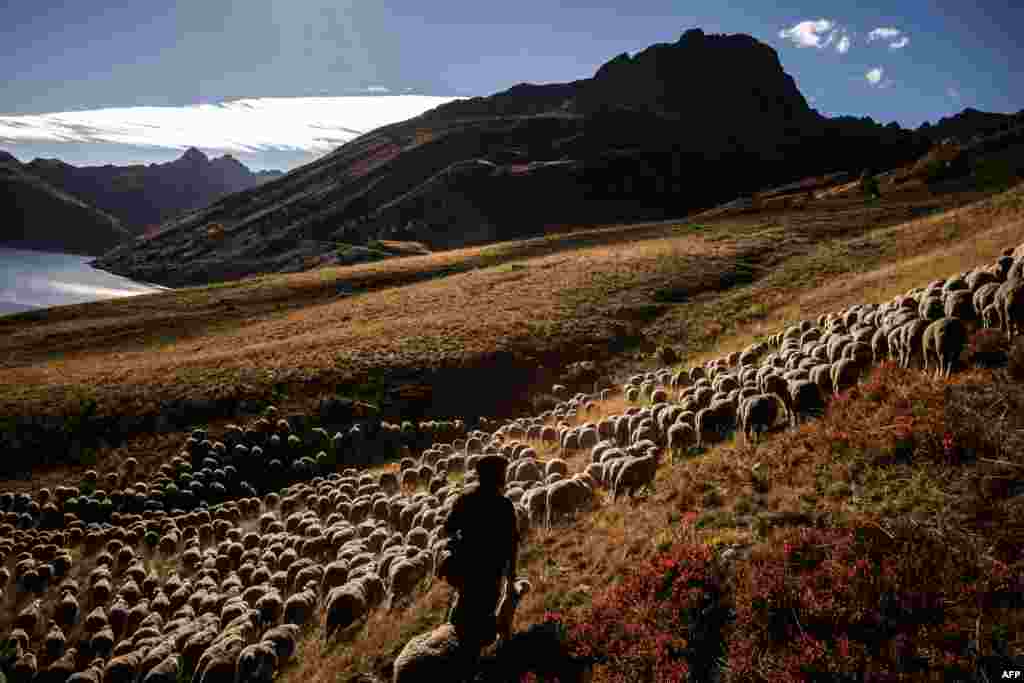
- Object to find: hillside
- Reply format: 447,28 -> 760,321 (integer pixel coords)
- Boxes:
0,150 -> 132,256
90,28 -> 977,289
0,176 -> 1007,478
0,180 -> 1022,683
24,147 -> 282,235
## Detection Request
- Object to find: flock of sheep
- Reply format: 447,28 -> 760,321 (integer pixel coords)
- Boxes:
1,241 -> 1023,683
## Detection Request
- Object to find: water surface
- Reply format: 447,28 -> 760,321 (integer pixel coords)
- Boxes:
0,246 -> 170,316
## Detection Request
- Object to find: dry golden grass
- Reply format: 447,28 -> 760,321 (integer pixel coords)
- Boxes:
1,180 -> 1022,680
271,183 -> 1024,682
0,186 -> 1011,491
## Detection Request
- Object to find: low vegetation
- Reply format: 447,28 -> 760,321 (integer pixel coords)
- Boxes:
2,180 -> 1024,682
0,186 -> 1004,485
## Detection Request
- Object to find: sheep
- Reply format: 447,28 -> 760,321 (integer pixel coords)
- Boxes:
899,319 -> 929,369
695,401 -> 734,448
983,303 -> 1002,330
44,620 -> 66,660
261,624 -> 300,664
495,578 -> 531,645
612,448 -> 661,502
392,624 -> 477,683
13,652 -> 37,682
324,581 -> 369,640
255,590 -> 284,626
236,642 -> 278,683
1000,280 -> 1024,341
922,317 -> 968,379
46,647 -> 79,683
69,659 -> 105,683
545,478 -> 594,530
666,422 -> 695,463
545,459 -> 569,478
103,652 -> 141,683
870,327 -> 890,364
378,472 -> 400,495
739,394 -> 780,445
15,598 -> 43,633
283,585 -> 318,627
784,379 -> 823,428
141,655 -> 179,683
944,290 -> 975,321
386,551 -> 432,610
974,282 -> 1002,317
521,487 -> 549,527
830,358 -> 861,396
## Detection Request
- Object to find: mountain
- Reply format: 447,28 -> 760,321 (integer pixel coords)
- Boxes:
0,151 -> 132,256
91,29 -> 1009,288
918,107 -> 1023,143
25,148 -> 283,236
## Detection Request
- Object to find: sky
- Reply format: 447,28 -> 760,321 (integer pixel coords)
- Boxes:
2,0 -> 1022,171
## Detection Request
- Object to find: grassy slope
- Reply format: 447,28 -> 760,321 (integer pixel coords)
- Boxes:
0,187 -> 996,485
270,184 -> 1024,682
1,181 -> 1023,678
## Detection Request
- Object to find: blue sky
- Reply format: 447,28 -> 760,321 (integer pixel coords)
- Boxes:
2,0 -> 1022,170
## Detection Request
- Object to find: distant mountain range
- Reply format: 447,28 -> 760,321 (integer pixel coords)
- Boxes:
92,29 -> 1024,286
0,150 -> 132,256
0,148 -> 282,255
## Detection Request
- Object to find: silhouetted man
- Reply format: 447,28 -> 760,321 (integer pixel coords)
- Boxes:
442,454 -> 520,655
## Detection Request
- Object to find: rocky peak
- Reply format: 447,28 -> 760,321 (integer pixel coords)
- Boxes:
179,147 -> 209,164
577,28 -> 817,132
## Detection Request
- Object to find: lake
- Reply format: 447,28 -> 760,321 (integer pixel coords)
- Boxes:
0,246 -> 171,316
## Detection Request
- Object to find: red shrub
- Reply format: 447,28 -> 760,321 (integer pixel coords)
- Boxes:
555,542 -> 727,683
724,522 -> 1023,682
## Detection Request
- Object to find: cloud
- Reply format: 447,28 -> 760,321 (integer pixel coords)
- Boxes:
780,20 -> 853,54
947,87 -> 961,100
868,27 -> 901,41
866,67 -> 884,85
0,95 -> 463,156
779,19 -> 835,48
364,86 -> 391,93
867,27 -> 910,49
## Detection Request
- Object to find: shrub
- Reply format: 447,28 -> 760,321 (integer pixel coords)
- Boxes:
723,522 -> 1023,682
1009,338 -> 1024,381
556,541 -> 729,683
966,329 -> 1009,368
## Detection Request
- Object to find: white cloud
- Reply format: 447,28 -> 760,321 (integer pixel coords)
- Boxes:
868,27 -> 902,41
0,95 -> 463,156
947,87 -> 961,100
866,67 -> 884,85
889,36 -> 909,49
364,86 -> 391,93
779,19 -> 835,48
780,20 -> 853,54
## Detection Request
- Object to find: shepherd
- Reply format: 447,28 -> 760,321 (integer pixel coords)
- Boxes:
439,454 -> 521,658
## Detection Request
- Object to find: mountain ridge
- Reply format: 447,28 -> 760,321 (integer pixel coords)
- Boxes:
22,147 -> 283,236
91,29 -> 1022,287
0,154 -> 132,256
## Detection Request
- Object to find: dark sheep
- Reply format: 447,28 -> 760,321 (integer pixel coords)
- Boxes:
923,317 -> 969,379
